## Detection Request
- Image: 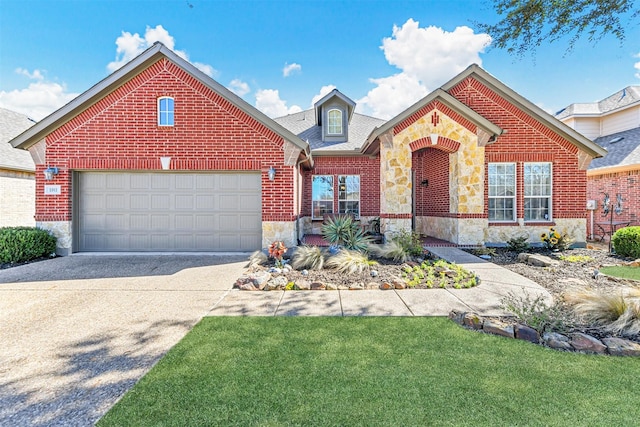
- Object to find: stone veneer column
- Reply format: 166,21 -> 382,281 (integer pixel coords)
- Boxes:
379,131 -> 413,236
37,221 -> 72,256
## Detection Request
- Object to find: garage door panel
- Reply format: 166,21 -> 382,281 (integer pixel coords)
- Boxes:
78,172 -> 261,252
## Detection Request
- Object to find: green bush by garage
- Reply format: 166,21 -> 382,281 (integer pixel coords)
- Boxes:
612,226 -> 640,259
0,227 -> 57,264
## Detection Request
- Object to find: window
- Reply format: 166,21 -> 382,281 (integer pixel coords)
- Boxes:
338,175 -> 360,217
158,97 -> 174,126
488,163 -> 516,221
524,162 -> 552,221
327,109 -> 342,135
312,175 -> 334,219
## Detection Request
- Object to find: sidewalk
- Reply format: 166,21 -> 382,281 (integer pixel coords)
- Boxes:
207,247 -> 552,317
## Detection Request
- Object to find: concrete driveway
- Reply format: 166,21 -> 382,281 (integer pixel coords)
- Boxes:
0,254 -> 248,426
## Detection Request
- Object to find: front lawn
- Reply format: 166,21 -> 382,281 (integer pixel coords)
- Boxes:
600,265 -> 640,281
98,317 -> 639,426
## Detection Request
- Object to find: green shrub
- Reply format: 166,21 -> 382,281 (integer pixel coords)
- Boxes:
612,226 -> 640,259
506,235 -> 530,252
500,290 -> 566,334
291,245 -> 325,270
0,227 -> 57,263
390,229 -> 423,257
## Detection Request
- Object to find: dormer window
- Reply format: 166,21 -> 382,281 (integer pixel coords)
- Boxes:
327,109 -> 343,135
158,97 -> 174,126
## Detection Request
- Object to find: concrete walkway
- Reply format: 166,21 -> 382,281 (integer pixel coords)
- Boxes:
208,247 -> 552,317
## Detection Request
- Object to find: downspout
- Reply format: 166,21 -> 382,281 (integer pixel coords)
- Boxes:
294,144 -> 313,245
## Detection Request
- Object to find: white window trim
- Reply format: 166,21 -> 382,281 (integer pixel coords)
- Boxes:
488,162 -> 516,222
327,108 -> 343,135
524,162 -> 553,222
311,175 -> 334,220
158,96 -> 174,127
338,175 -> 360,218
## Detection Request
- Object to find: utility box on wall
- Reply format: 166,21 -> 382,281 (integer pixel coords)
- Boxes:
586,200 -> 597,210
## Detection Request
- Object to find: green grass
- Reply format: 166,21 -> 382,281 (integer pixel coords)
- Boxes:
98,318 -> 640,427
600,265 -> 640,281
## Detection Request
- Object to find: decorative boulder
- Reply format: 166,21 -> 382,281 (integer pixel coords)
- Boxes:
569,333 -> 607,354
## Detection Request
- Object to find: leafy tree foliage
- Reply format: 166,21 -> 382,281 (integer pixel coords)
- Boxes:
477,0 -> 640,56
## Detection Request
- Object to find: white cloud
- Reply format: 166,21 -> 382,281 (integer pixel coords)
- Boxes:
107,25 -> 216,77
357,74 -> 428,119
0,69 -> 79,121
255,89 -> 302,118
310,85 -> 337,106
634,52 -> 640,79
283,62 -> 302,77
359,19 -> 491,118
228,79 -> 250,96
15,68 -> 44,80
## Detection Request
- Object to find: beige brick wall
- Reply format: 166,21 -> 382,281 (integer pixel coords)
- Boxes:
0,171 -> 35,227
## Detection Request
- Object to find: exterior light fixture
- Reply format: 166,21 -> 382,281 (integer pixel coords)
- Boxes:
43,166 -> 59,181
268,166 -> 276,181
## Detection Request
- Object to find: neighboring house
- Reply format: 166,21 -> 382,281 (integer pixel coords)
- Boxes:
0,108 -> 36,227
557,86 -> 640,237
9,42 -> 605,255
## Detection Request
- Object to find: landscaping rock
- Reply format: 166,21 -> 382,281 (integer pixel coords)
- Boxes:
463,312 -> 484,330
543,332 -> 573,351
310,282 -> 326,290
266,276 -> 288,291
483,320 -> 514,338
370,270 -> 379,277
602,337 -> 640,356
380,282 -> 393,290
337,285 -> 349,290
349,284 -> 364,290
235,271 -> 271,290
392,278 -> 406,289
239,283 -> 258,291
295,280 -> 311,290
514,324 -> 540,343
525,254 -> 560,267
448,310 -> 466,326
365,282 -> 380,289
517,253 -> 530,262
625,259 -> 640,267
570,333 -> 607,354
326,283 -> 338,291
301,269 -> 309,276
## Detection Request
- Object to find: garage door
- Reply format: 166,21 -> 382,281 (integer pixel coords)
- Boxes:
77,172 -> 261,252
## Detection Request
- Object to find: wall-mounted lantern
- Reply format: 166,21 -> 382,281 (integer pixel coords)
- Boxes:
268,166 -> 276,181
43,166 -> 59,181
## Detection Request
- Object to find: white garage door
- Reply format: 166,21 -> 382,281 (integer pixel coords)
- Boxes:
77,172 -> 261,252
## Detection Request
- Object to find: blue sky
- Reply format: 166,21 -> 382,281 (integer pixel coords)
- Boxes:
1,0 -> 639,121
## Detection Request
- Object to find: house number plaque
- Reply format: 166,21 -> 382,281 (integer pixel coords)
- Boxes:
44,185 -> 61,195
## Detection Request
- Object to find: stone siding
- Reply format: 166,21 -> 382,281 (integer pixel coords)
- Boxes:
36,220 -> 72,256
262,221 -> 296,248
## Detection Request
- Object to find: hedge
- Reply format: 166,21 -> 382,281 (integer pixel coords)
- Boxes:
0,227 -> 57,263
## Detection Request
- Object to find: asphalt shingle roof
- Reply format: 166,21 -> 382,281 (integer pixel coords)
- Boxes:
274,109 -> 385,153
556,86 -> 640,119
590,127 -> 640,171
0,108 -> 36,172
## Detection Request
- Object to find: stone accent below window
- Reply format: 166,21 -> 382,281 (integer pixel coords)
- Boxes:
36,221 -> 72,256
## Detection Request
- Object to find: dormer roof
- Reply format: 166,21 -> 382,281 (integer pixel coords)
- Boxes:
314,89 -> 356,126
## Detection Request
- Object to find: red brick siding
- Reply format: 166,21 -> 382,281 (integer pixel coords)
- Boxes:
587,170 -> 640,234
38,57 -> 295,222
413,148 -> 449,216
301,156 -> 380,217
449,77 -> 587,221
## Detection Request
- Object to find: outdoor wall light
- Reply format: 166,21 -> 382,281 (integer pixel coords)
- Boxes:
268,166 -> 276,181
421,179 -> 429,187
43,166 -> 59,181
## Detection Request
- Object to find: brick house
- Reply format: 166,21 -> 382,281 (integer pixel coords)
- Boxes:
557,86 -> 640,239
10,42 -> 605,255
0,108 -> 36,227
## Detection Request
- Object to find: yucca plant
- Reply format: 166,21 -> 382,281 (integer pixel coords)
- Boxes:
565,288 -> 640,336
325,249 -> 375,275
321,215 -> 372,252
291,245 -> 325,270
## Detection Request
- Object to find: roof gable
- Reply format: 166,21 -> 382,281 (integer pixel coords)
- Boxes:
0,108 -> 36,172
442,64 -> 606,158
9,42 -> 311,164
